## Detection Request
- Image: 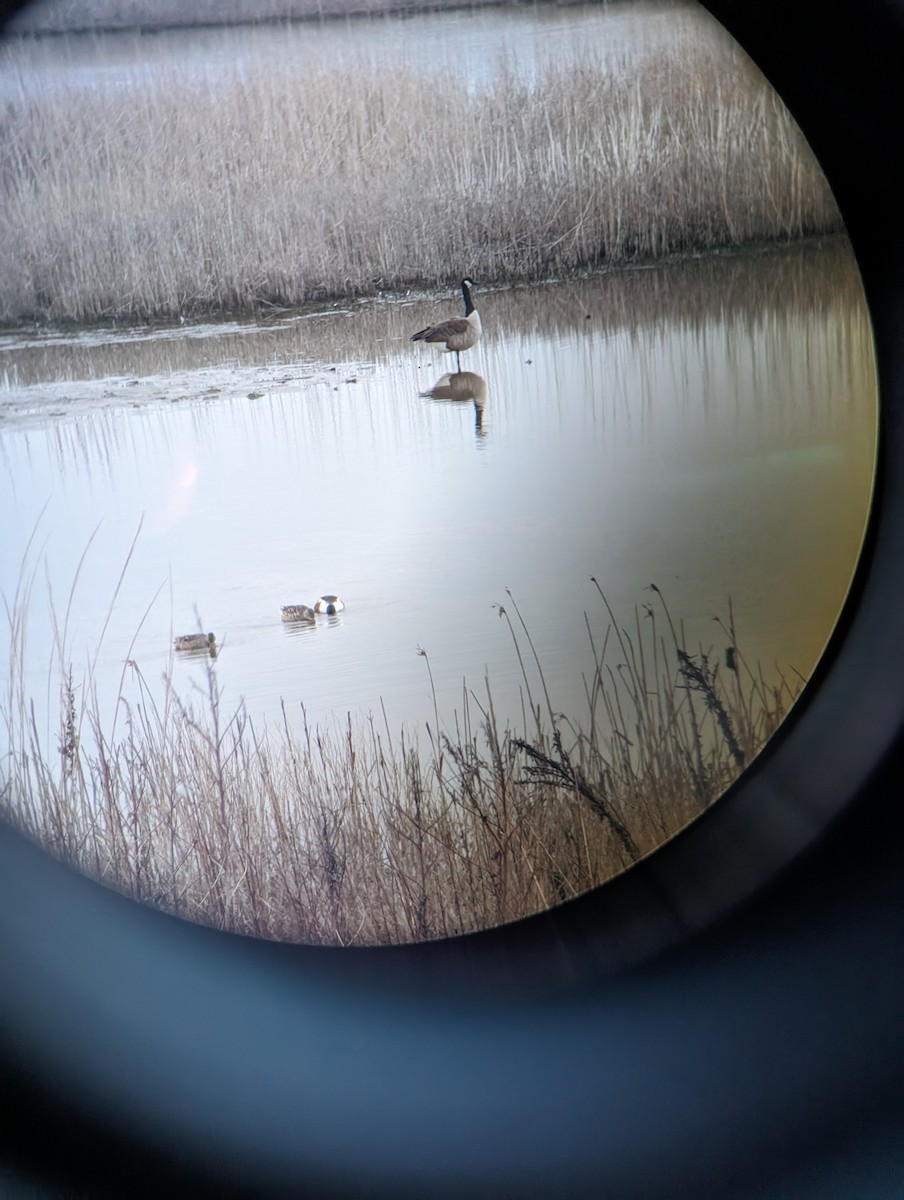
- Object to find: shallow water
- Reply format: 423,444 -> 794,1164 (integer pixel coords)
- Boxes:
0,239 -> 877,747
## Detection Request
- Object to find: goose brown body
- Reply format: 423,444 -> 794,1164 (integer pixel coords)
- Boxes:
410,278 -> 481,370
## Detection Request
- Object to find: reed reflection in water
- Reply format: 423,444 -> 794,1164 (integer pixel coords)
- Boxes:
0,239 -> 876,749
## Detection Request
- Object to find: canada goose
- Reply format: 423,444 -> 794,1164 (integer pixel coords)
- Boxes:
174,632 -> 217,655
410,278 -> 481,372
281,605 -> 316,623
314,595 -> 345,614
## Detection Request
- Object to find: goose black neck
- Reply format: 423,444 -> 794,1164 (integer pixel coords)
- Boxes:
460,279 -> 475,316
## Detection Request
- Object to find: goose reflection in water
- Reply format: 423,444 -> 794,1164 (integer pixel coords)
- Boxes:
420,370 -> 487,437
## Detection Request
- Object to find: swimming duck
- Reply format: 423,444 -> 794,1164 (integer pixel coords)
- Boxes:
174,632 -> 217,654
282,604 -> 316,623
314,595 -> 345,614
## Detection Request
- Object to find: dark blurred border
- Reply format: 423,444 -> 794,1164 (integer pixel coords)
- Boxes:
1,0 -> 903,1196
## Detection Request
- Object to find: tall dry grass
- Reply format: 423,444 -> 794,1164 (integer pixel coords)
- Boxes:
0,33 -> 840,322
1,581 -> 800,944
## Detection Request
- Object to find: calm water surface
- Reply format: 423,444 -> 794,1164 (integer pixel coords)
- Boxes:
0,1 -> 722,99
0,240 -> 877,745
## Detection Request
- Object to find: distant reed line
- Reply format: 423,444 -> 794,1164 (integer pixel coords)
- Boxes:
1,577 -> 800,945
0,35 -> 840,323
7,0 -> 496,35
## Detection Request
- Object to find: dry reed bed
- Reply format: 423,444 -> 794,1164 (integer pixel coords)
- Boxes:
1,585 -> 799,944
0,37 -> 840,323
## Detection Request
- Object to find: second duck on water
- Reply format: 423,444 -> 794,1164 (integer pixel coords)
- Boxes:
281,605 -> 316,623
174,632 -> 217,656
282,596 -> 345,622
410,278 -> 481,372
314,595 -> 345,615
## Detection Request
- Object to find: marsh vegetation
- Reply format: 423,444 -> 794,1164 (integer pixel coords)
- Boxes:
0,10 -> 839,323
2,580 -> 798,944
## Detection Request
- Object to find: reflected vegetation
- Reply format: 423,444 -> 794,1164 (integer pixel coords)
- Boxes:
0,237 -> 864,391
1,237 -> 875,734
